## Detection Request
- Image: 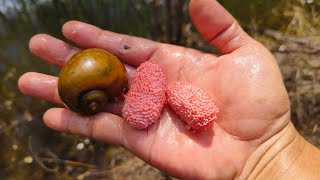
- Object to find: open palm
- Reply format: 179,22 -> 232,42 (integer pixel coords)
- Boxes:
19,0 -> 291,179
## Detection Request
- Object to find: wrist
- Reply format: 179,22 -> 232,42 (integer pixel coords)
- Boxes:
239,122 -> 320,179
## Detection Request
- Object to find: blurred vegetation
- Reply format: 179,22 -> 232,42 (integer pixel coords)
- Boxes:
0,0 -> 319,179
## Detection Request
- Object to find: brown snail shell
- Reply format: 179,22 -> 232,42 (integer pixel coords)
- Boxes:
58,48 -> 128,115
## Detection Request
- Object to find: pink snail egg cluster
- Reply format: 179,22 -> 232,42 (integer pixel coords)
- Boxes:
122,61 -> 167,129
167,82 -> 219,132
122,61 -> 219,132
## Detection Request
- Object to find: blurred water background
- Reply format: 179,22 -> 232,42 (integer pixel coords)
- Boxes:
0,0 -> 319,179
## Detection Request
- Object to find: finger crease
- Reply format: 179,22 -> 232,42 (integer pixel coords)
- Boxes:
96,29 -> 106,48
66,46 -> 80,60
147,129 -> 157,166
207,21 -> 234,43
65,111 -> 73,134
53,88 -> 62,104
146,45 -> 159,61
119,120 -> 127,147
208,21 -> 246,53
87,116 -> 96,139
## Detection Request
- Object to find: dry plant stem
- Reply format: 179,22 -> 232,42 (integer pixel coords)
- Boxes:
41,158 -> 97,169
238,122 -> 320,179
264,29 -> 320,51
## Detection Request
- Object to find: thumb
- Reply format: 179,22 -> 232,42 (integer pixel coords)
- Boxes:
189,0 -> 252,54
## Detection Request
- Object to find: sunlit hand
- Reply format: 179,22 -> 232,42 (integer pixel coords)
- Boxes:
18,0 -> 291,179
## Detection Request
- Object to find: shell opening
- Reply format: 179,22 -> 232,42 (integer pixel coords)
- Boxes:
80,90 -> 108,115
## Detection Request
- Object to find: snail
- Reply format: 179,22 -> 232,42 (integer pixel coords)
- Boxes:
58,48 -> 128,115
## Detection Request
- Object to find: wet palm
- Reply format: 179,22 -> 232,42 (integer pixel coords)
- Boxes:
18,0 -> 290,179
116,40 -> 290,179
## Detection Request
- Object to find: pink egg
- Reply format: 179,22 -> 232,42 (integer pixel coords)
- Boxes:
122,61 -> 167,129
167,82 -> 219,132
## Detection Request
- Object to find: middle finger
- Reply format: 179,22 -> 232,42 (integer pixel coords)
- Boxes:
29,34 -> 80,66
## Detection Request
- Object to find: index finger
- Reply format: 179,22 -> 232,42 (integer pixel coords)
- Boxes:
62,21 -> 160,67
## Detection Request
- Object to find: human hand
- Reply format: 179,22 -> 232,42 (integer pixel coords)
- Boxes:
19,0 -> 293,179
